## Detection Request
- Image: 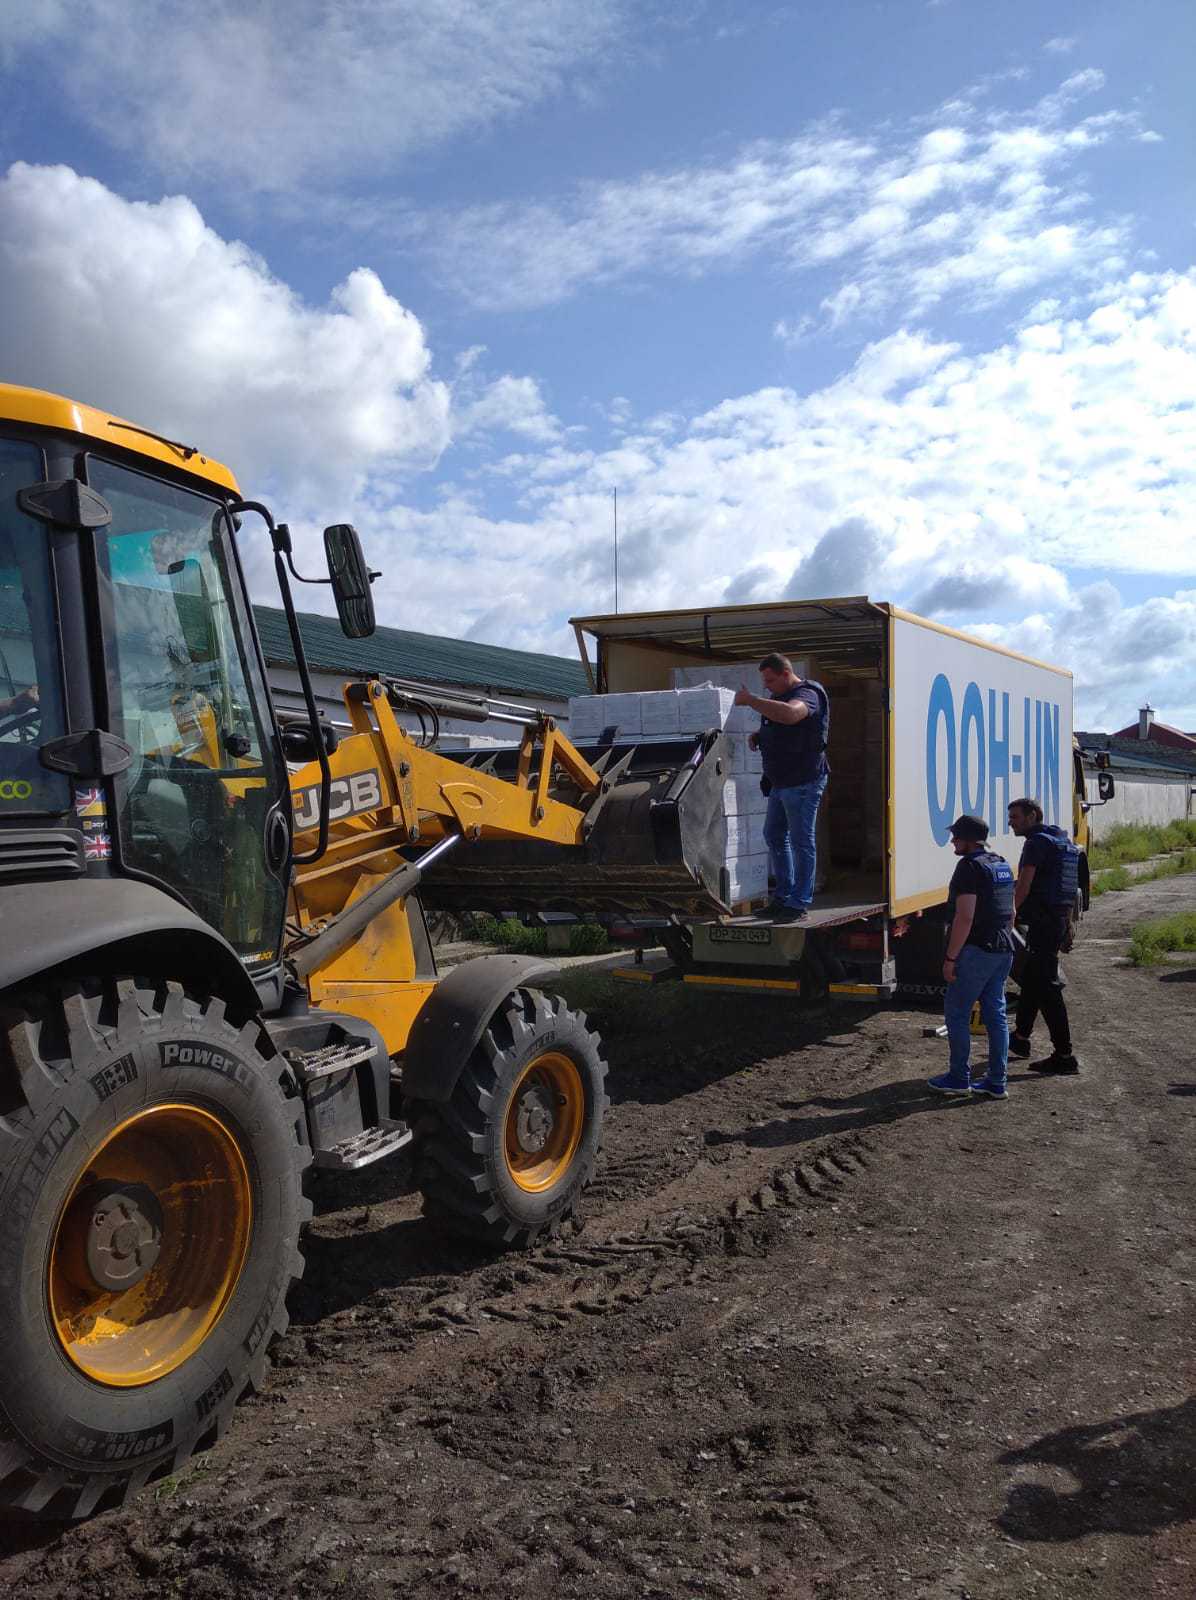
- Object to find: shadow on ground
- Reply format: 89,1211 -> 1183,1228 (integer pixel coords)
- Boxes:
553,973 -> 872,1108
288,1213 -> 497,1325
997,1397 -> 1196,1540
704,1074 -> 1020,1150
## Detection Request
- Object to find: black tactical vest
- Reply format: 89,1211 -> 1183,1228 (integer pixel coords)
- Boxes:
1027,825 -> 1081,910
963,849 -> 1016,951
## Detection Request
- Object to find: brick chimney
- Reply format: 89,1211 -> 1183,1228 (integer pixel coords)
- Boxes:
1138,703 -> 1154,740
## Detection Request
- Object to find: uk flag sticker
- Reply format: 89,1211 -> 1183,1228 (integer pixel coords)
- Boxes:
84,831 -> 112,861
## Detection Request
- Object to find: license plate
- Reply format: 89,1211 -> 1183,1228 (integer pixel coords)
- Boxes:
708,925 -> 772,946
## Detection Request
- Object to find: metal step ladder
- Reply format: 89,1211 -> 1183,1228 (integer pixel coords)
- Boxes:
285,1039 -> 414,1170
313,1119 -> 413,1171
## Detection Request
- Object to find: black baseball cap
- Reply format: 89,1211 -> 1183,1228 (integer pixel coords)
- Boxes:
948,814 -> 989,841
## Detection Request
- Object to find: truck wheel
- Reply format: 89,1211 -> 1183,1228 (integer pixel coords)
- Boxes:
414,988 -> 607,1247
0,978 -> 309,1520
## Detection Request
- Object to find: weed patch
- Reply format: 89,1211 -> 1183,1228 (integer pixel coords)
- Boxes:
1091,848 -> 1196,895
1130,911 -> 1196,966
472,914 -> 611,957
1089,819 -> 1196,870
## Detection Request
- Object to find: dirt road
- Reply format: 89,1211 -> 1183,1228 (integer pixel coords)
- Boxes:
3,875 -> 1193,1598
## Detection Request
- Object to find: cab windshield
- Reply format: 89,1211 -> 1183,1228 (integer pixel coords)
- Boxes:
0,438 -> 69,815
90,458 -> 287,964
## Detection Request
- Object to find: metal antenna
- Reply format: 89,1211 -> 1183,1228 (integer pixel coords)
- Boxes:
613,487 -> 618,613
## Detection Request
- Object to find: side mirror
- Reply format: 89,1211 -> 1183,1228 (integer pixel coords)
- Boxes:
1097,772 -> 1115,801
323,524 -> 376,639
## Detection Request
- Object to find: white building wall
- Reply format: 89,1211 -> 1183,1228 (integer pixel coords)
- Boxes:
1085,772 -> 1195,837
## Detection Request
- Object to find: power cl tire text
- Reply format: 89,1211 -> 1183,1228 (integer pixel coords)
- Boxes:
0,978 -> 309,1519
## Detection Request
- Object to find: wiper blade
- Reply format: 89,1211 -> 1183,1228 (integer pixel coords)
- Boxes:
107,420 -> 198,461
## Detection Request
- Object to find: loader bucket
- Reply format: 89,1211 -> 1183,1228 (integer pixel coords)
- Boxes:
417,732 -> 732,919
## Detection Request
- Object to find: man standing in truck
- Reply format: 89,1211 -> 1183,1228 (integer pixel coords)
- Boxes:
1007,797 -> 1081,1075
736,652 -> 829,923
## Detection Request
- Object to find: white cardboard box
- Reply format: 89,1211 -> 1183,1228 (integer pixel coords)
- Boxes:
725,813 -> 767,856
724,852 -> 769,905
676,685 -> 735,733
567,695 -> 604,739
602,693 -> 643,736
722,774 -> 768,817
639,690 -> 680,736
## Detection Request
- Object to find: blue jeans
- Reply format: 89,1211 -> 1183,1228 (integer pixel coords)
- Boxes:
763,773 -> 827,910
943,945 -> 1014,1086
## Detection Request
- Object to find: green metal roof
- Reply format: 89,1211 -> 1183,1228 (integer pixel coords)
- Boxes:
252,604 -> 588,702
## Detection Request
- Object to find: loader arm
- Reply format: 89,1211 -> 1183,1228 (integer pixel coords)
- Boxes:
282,677 -> 607,1054
282,673 -> 732,1054
287,676 -> 600,871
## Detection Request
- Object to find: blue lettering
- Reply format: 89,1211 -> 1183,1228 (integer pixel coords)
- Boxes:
925,674 -> 956,841
1043,701 -> 1061,824
988,690 -> 1010,825
1035,701 -> 1043,807
960,682 -> 986,818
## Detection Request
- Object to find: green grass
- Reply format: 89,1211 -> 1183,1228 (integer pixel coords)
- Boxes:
1091,848 -> 1196,896
1129,910 -> 1196,966
1090,865 -> 1132,897
471,914 -> 612,957
1089,819 -> 1196,870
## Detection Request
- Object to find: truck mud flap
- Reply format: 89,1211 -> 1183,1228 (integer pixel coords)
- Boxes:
417,733 -> 732,919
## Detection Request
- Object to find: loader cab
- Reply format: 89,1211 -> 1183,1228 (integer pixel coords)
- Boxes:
0,388 -> 296,978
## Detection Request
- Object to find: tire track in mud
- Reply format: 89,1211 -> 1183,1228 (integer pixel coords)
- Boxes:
407,1125 -> 877,1334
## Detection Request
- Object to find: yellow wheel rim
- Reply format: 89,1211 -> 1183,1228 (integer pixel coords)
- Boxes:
503,1052 -> 585,1194
48,1103 -> 252,1388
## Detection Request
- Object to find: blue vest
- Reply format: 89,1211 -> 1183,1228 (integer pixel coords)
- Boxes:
1028,825 -> 1080,910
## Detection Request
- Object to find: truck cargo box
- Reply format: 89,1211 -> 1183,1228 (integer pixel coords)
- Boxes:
569,596 -> 1074,920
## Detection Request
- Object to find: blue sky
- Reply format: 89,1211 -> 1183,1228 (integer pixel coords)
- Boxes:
1,0 -> 1193,728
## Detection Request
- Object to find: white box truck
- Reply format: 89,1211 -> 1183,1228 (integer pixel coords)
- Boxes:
568,596 -> 1095,997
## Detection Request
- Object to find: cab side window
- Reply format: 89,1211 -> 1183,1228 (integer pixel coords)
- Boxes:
0,440 -> 69,814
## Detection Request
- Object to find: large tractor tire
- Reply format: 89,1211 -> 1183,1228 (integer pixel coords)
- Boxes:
413,988 -> 607,1248
0,978 -> 309,1520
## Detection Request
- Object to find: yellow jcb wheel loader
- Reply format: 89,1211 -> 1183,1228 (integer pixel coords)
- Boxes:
0,384 -> 729,1519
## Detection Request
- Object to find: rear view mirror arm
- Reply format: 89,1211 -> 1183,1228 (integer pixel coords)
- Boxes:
223,499 -> 331,865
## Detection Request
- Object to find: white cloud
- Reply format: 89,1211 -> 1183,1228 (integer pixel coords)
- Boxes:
2,168 -> 1192,728
408,130 -> 875,309
911,555 -> 1072,618
430,271 -> 1195,724
975,585 -> 1196,729
414,72 -> 1152,321
0,162 -> 454,508
1044,36 -> 1077,55
1,0 -> 627,191
455,375 -> 563,444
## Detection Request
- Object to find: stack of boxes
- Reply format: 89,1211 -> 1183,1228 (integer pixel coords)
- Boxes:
568,665 -> 810,909
673,664 -> 803,907
567,659 -> 879,906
